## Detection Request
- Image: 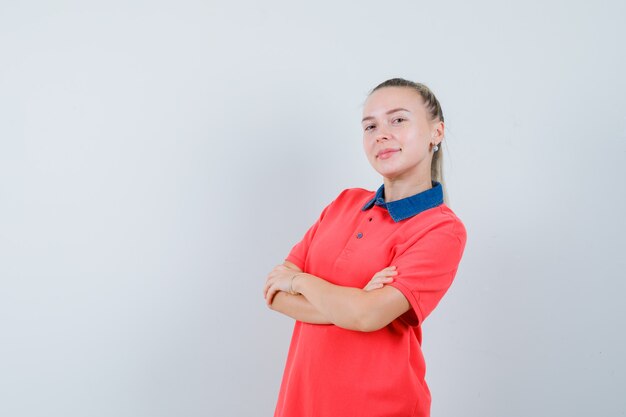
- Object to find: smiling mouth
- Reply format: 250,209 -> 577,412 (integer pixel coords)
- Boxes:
377,149 -> 401,159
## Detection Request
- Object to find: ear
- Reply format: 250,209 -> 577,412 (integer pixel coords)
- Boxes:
431,121 -> 445,145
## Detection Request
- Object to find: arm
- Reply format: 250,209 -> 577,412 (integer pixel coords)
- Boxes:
269,292 -> 332,324
265,264 -> 409,332
292,274 -> 409,332
266,262 -> 399,327
267,261 -> 332,324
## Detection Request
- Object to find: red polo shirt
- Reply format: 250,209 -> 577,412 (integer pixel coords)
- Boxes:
274,183 -> 467,417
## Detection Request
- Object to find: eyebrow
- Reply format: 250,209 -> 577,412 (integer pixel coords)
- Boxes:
362,107 -> 411,123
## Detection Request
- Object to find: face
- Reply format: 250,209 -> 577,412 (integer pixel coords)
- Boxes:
361,87 -> 442,182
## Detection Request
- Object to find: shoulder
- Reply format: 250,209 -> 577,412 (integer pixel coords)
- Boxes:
312,188 -> 375,223
399,203 -> 466,246
328,187 -> 375,209
426,203 -> 467,245
337,187 -> 375,201
391,204 -> 467,267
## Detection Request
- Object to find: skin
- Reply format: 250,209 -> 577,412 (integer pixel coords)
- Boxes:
264,263 -> 407,332
264,86 -> 444,332
362,86 -> 444,201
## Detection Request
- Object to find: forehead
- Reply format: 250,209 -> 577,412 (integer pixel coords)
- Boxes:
363,87 -> 425,117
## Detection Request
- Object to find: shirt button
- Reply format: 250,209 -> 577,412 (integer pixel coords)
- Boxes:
356,232 -> 363,239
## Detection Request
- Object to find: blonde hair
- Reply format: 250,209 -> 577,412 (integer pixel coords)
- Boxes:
370,78 -> 448,203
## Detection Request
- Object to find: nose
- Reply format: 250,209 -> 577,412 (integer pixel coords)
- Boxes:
375,127 -> 390,143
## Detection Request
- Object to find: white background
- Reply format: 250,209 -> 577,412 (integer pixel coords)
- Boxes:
1,1 -> 625,416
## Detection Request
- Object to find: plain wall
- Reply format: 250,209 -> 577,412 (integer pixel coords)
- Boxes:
1,1 -> 625,416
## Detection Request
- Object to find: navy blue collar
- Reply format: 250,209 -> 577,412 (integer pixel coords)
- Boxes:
361,181 -> 444,222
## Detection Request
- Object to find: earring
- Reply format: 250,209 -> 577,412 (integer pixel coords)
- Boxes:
432,144 -> 439,152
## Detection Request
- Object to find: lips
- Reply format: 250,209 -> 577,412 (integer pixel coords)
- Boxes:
376,148 -> 401,159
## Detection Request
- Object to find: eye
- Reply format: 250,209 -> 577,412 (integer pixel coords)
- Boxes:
392,117 -> 406,124
364,124 -> 376,132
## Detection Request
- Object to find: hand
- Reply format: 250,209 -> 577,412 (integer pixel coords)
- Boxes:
264,264 -> 302,306
363,266 -> 397,291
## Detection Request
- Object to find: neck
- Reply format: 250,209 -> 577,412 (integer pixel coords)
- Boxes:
383,177 -> 433,203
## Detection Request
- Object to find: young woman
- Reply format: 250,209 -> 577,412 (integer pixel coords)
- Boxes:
263,78 -> 467,417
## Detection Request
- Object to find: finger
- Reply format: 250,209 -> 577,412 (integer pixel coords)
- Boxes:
263,279 -> 273,299
372,274 -> 396,285
364,279 -> 377,290
266,285 -> 279,305
375,271 -> 397,279
364,282 -> 385,291
374,270 -> 397,279
369,277 -> 394,289
264,284 -> 272,304
265,271 -> 278,286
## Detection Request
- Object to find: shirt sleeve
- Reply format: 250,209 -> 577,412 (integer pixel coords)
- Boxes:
388,217 -> 467,327
284,197 -> 337,271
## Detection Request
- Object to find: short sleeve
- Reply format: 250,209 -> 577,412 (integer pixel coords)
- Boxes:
388,217 -> 467,327
284,198 -> 336,271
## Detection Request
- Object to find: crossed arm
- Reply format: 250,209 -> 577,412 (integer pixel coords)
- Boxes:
264,261 -> 411,332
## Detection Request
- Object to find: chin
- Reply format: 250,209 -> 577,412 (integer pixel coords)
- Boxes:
374,168 -> 402,180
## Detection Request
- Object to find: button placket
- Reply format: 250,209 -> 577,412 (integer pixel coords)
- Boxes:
354,211 -> 378,241
339,212 -> 377,261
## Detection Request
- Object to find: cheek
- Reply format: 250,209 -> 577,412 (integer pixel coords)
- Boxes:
362,136 -> 370,153
363,138 -> 376,159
